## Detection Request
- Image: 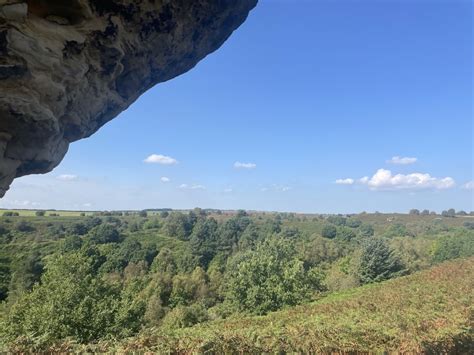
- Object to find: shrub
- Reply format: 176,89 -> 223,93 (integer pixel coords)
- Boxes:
161,304 -> 209,329
337,227 -> 356,241
1,253 -> 121,346
321,224 -> 337,239
87,224 -> 121,244
431,232 -> 474,263
463,221 -> 474,230
15,221 -> 35,232
225,239 -> 323,315
346,219 -> 362,228
358,224 -> 374,237
327,215 -> 346,226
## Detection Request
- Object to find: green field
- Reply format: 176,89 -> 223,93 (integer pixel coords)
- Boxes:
0,209 -> 92,217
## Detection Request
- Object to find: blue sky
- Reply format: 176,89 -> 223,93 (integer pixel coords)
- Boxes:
1,0 -> 472,213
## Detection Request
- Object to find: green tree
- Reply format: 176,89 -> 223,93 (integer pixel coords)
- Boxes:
225,239 -> 323,315
162,212 -> 192,240
8,251 -> 44,300
2,253 -> 121,345
321,224 -> 337,239
358,224 -> 375,237
87,224 -> 121,244
35,210 -> 45,217
356,238 -> 406,284
337,227 -> 356,241
431,232 -> 474,263
189,218 -> 218,268
15,220 -> 35,232
346,219 -> 362,228
327,215 -> 346,226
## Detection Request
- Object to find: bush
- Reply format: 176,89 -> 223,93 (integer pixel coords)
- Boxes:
1,253 -> 121,346
225,239 -> 324,315
358,224 -> 374,237
321,224 -> 337,239
2,211 -> 19,217
160,304 -> 209,329
337,227 -> 356,241
463,222 -> 474,230
35,211 -> 45,217
15,221 -> 35,232
87,224 -> 121,244
346,219 -> 362,228
431,232 -> 474,263
327,216 -> 346,226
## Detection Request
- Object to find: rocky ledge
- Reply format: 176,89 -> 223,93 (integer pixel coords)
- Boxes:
0,0 -> 256,196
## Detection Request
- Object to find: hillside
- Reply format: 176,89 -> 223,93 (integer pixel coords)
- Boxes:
1,211 -> 473,353
86,258 -> 473,354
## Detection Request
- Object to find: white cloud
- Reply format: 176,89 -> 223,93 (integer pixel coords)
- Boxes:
57,174 -> 77,181
359,176 -> 369,184
160,176 -> 171,183
335,178 -> 354,185
360,168 -> 455,190
234,161 -> 256,169
462,181 -> 474,190
224,188 -> 233,193
191,184 -> 206,190
144,154 -> 178,165
387,156 -> 417,165
179,183 -> 206,190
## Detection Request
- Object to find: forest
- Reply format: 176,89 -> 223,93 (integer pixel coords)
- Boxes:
0,208 -> 473,352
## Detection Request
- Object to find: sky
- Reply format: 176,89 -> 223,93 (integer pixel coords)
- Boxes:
1,0 -> 472,213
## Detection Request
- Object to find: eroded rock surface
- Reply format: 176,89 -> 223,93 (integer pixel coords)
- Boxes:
0,0 -> 256,196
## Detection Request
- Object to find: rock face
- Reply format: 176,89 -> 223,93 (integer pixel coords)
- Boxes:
0,0 -> 256,197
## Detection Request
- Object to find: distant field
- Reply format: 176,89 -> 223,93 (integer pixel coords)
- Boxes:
0,209 -> 92,217
86,257 -> 473,354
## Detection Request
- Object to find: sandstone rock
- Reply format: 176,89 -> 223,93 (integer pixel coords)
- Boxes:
0,2 -> 27,22
0,0 -> 257,197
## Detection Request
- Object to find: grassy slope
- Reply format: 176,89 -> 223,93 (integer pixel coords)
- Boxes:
92,258 -> 473,354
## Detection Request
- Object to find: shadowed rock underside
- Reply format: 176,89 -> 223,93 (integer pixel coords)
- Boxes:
0,0 -> 256,196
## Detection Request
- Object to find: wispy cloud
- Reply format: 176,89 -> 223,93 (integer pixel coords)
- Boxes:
260,184 -> 292,192
335,178 -> 354,185
160,176 -> 171,183
179,183 -> 206,190
57,174 -> 78,181
387,156 -> 417,165
224,188 -> 233,193
234,161 -> 256,169
144,154 -> 178,165
462,181 -> 474,190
